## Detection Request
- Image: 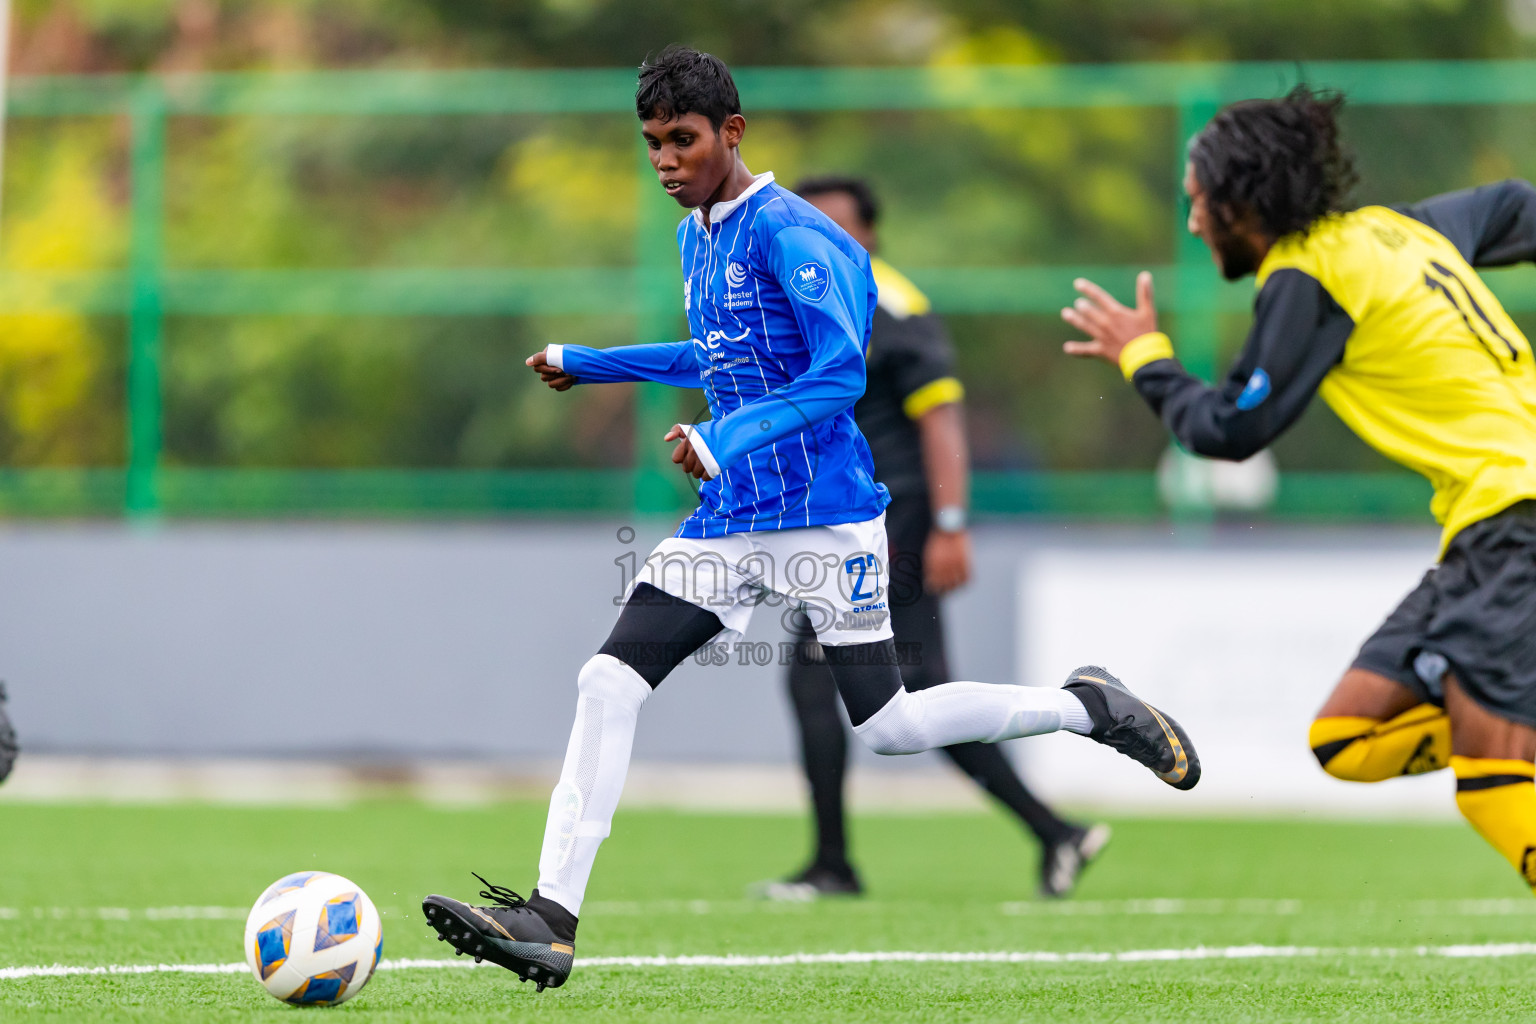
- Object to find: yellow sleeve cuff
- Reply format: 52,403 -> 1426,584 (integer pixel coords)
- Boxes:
1119,332 -> 1176,381
902,376 -> 965,419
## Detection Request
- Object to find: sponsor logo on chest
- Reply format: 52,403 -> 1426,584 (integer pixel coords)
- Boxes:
722,260 -> 755,310
694,327 -> 753,374
702,326 -> 751,351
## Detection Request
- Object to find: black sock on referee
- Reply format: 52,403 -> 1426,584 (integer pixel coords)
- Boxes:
786,635 -> 854,876
939,741 -> 1077,847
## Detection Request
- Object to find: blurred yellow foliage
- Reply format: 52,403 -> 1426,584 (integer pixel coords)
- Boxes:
919,25 -> 1162,263
503,132 -> 636,233
737,118 -> 809,189
931,24 -> 1055,66
0,129 -> 119,463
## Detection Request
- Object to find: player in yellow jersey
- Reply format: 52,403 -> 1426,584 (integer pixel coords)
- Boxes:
1062,85 -> 1536,891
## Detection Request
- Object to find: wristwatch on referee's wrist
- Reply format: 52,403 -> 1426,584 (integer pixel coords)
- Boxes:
933,505 -> 968,533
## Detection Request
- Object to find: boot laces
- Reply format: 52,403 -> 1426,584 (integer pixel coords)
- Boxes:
1105,710 -> 1160,762
471,872 -> 527,910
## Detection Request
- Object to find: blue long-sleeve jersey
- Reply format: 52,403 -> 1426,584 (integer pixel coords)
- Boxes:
552,172 -> 890,537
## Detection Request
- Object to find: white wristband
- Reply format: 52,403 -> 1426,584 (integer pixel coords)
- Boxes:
543,344 -> 565,371
676,424 -> 722,479
933,505 -> 967,532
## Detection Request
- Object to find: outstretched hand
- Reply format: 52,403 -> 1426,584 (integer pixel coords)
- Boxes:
526,349 -> 576,391
1061,271 -> 1159,366
664,425 -> 714,481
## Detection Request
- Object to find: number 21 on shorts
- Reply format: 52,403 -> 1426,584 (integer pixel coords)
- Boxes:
844,553 -> 882,603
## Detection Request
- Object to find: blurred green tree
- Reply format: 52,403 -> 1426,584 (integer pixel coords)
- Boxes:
0,0 -> 1527,481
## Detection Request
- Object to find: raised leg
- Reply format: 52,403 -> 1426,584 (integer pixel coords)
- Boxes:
822,639 -> 1091,752
1310,668 -> 1449,781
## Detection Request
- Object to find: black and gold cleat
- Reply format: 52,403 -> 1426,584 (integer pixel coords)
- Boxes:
1064,666 -> 1200,791
421,874 -> 576,991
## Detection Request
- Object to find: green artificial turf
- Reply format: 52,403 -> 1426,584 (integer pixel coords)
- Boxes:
2,800 -> 1535,1021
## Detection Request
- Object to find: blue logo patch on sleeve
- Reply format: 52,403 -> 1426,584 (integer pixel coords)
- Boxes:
790,262 -> 830,301
1236,368 -> 1272,411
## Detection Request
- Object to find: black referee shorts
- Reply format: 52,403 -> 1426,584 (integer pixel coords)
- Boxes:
1353,500 -> 1536,726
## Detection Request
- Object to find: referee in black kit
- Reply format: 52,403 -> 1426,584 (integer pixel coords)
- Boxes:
756,177 -> 1109,900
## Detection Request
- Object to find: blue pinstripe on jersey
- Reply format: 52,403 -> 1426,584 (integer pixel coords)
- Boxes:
675,175 -> 887,536
558,172 -> 889,537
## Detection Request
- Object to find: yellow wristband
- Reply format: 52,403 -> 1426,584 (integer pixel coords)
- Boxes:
1119,331 -> 1176,381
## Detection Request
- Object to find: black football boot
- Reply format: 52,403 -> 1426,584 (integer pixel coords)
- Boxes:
751,862 -> 864,901
422,874 -> 576,991
1038,822 -> 1112,899
1064,665 -> 1200,790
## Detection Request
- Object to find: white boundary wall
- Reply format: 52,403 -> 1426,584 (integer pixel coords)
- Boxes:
1015,547 -> 1454,817
0,520 -> 1454,815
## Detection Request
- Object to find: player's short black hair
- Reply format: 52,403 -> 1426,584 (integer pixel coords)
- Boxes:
635,45 -> 741,131
793,176 -> 881,228
1188,84 -> 1358,239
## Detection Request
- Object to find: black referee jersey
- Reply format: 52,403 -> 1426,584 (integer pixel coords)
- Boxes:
857,257 -> 964,500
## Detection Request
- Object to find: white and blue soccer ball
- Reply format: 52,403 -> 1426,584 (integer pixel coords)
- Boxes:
243,871 -> 382,1006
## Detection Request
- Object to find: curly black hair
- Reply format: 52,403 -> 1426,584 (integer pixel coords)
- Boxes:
793,175 -> 881,228
635,45 -> 741,131
1188,84 -> 1358,239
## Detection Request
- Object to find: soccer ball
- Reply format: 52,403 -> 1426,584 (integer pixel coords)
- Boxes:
243,871 -> 382,1006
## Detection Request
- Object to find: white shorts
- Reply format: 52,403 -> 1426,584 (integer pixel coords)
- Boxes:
632,515 -> 894,647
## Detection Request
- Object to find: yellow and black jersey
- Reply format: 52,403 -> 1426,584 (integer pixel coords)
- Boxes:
1122,179 -> 1536,555
858,257 -> 965,498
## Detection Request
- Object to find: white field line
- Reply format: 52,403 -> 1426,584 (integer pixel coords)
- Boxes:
579,944 -> 1536,965
0,907 -> 247,921
8,943 -> 1536,980
998,898 -> 1536,916
3,898 -> 1533,922
1,962 -> 249,979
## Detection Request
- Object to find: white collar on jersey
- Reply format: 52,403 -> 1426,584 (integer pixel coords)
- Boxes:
691,171 -> 776,228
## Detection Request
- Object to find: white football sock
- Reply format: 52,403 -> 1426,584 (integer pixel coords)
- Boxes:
1059,691 -> 1094,735
852,682 -> 1088,755
536,654 -> 651,917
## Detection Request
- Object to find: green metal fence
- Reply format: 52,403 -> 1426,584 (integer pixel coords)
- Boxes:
10,60 -> 1536,521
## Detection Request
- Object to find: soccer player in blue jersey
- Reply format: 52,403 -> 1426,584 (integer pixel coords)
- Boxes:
421,46 -> 1200,991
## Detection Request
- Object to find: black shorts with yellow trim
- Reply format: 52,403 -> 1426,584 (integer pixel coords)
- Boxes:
1352,500 -> 1536,726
